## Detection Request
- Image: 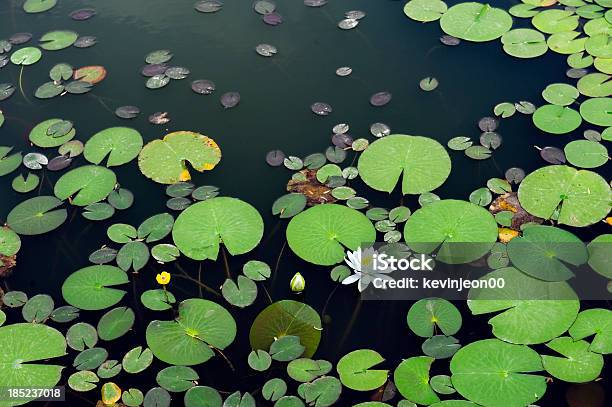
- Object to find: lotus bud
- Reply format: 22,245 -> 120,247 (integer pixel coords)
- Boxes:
290,272 -> 306,293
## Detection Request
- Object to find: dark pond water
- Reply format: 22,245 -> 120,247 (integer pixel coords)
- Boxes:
0,0 -> 608,405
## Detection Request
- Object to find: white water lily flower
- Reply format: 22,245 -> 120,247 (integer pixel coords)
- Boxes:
343,247 -> 394,292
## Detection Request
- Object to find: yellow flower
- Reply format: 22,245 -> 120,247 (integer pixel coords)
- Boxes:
156,271 -> 171,285
290,272 -> 306,293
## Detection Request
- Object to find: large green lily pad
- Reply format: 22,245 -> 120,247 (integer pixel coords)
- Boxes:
29,119 -> 76,148
0,323 -> 66,406
440,3 -> 513,42
6,196 -> 67,235
10,47 -> 42,65
468,267 -> 580,344
517,165 -> 611,227
84,127 -> 143,167
357,134 -> 451,195
569,308 -> 612,354
0,147 -> 22,177
580,97 -> 612,126
394,356 -> 439,405
286,204 -> 376,266
146,299 -> 236,366
337,349 -> 388,391
138,131 -> 221,184
564,140 -> 609,168
62,265 -> 129,311
172,197 -> 263,260
450,339 -> 546,407
541,337 -> 604,383
54,166 -> 117,206
404,200 -> 498,264
250,300 -> 322,358
532,105 -> 582,134
507,225 -> 587,282
501,28 -> 548,58
39,31 -> 79,51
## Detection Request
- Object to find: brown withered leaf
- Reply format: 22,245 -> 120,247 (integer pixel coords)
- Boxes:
287,169 -> 337,206
489,192 -> 542,230
0,254 -> 16,278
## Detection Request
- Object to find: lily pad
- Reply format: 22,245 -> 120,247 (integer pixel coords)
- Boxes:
394,356 -> 439,405
0,146 -> 22,177
138,131 -> 221,184
286,204 -> 376,266
23,0 -> 57,13
569,308 -> 612,354
404,200 -> 498,264
54,166 -> 117,206
337,349 -> 389,391
40,31 -> 79,51
450,339 -> 546,407
468,267 -> 580,344
250,300 -> 322,358
501,29 -> 548,58
97,306 -> 135,341
440,3 -> 513,42
146,298 -> 236,366
533,105 -> 582,134
407,298 -> 462,337
580,97 -> 612,126
84,127 -> 143,167
74,66 -> 107,84
564,140 -> 609,168
62,265 -> 129,311
29,119 -> 76,148
403,0 -> 448,22
358,135 -> 451,195
6,196 -> 67,235
172,197 -> 263,260
0,323 -> 66,400
517,165 -> 611,227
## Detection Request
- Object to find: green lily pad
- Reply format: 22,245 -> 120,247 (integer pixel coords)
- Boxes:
138,213 -> 174,243
337,349 -> 388,391
122,346 -> 153,374
7,196 -> 67,235
440,3 -> 513,42
518,165 -> 611,227
222,276 -> 258,308
404,200 -> 498,264
357,134 -> 451,195
450,339 -> 546,407
0,226 -> 21,256
243,260 -> 271,281
29,119 -> 76,148
122,388 -> 144,407
286,204 -> 376,266
108,223 -> 137,244
0,147 -> 22,177
172,197 -> 264,260
151,244 -> 180,263
157,366 -> 199,392
0,323 -> 66,401
62,265 -> 129,311
287,359 -> 332,382
407,298 -> 462,337
270,335 -> 305,362
10,47 -> 42,65
248,349 -> 272,371
73,347 -> 108,371
468,267 -> 580,344
66,322 -> 98,351
532,9 -> 579,34
501,29 -> 548,58
542,83 -> 579,106
146,299 -> 236,366
569,308 -> 612,354
507,225 -> 587,281
564,140 -> 609,168
116,241 -> 150,272
532,105 -> 582,134
250,300 -> 322,358
272,193 -> 307,218
301,376 -> 342,406
403,0 -> 448,22
40,31 -> 79,51
586,33 -> 612,58
23,0 -> 57,13
34,82 -> 64,99
84,127 -> 143,167
12,173 -> 40,193
22,294 -> 54,323
577,73 -> 612,97
394,356 -> 439,405
68,370 -> 99,392
138,131 -> 221,184
184,386 -> 222,407
422,335 -> 461,359
541,337 -> 604,382
54,165 -> 117,206
587,234 -> 612,278
107,188 -> 134,210
547,31 -> 587,54
141,289 -> 176,311
580,97 -> 612,126
97,306 -> 135,341
97,360 -> 121,379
